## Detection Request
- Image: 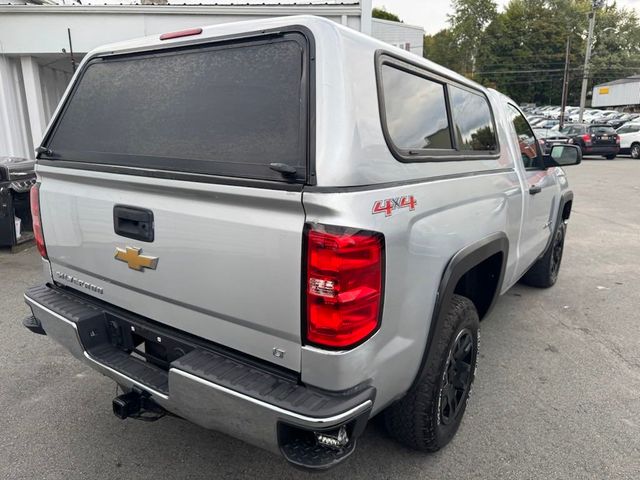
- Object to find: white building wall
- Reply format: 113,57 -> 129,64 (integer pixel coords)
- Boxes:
0,56 -> 33,158
0,5 -> 362,55
39,64 -> 73,122
371,18 -> 424,56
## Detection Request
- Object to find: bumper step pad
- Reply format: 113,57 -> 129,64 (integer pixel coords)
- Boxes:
89,344 -> 169,394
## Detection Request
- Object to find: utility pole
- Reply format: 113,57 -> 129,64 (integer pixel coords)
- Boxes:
560,36 -> 571,130
578,0 -> 603,123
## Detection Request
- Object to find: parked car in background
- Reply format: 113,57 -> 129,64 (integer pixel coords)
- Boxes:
545,106 -> 562,119
607,113 -> 639,130
534,105 -> 554,116
572,109 -> 602,123
590,111 -> 619,124
535,119 -> 560,129
525,115 -> 545,124
562,124 -> 620,159
616,122 -> 640,158
549,106 -> 577,120
533,128 -> 570,154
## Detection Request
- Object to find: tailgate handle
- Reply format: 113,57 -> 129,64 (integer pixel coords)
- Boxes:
113,205 -> 154,242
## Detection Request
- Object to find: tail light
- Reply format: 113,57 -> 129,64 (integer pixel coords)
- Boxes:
30,183 -> 47,259
616,135 -> 620,144
581,133 -> 592,145
304,224 -> 384,349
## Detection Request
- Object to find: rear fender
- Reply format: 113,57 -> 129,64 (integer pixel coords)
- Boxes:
409,232 -> 508,389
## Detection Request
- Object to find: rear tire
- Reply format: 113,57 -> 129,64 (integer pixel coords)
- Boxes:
384,295 -> 479,452
521,222 -> 566,288
631,143 -> 640,159
605,154 -> 616,160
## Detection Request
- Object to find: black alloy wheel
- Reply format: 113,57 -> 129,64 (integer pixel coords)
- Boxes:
439,329 -> 475,425
549,225 -> 565,283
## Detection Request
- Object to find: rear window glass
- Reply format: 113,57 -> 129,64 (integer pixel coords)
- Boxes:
449,85 -> 497,151
46,35 -> 308,182
380,65 -> 452,151
589,126 -> 616,134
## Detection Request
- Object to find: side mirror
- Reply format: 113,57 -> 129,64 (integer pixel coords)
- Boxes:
543,144 -> 582,168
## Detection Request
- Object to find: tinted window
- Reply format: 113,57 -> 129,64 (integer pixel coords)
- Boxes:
46,36 -> 307,182
449,86 -> 497,151
507,105 -> 542,169
589,126 -> 616,134
381,65 -> 452,150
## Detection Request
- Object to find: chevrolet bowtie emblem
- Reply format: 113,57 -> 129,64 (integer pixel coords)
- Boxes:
114,246 -> 159,271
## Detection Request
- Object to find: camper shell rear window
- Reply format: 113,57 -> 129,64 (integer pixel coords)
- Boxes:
41,32 -> 311,184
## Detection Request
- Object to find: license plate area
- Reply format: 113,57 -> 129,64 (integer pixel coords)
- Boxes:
103,313 -> 194,370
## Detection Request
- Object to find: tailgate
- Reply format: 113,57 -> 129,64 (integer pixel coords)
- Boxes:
39,166 -> 305,371
34,30 -> 313,371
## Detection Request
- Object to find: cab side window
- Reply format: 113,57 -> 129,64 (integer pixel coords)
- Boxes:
507,104 -> 543,169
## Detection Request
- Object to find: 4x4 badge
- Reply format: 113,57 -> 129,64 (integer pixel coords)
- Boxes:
372,195 -> 417,217
114,246 -> 159,271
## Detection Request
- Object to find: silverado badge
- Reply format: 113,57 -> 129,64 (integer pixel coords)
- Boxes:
114,246 -> 159,271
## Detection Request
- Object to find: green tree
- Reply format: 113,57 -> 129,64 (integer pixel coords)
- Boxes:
448,0 -> 498,74
588,3 -> 640,91
424,29 -> 465,72
422,0 -> 640,104
474,0 -> 640,104
372,7 -> 402,23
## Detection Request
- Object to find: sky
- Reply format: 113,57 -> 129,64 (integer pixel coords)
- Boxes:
373,0 -> 640,34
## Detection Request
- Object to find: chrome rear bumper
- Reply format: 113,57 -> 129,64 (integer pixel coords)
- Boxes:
24,284 -> 373,467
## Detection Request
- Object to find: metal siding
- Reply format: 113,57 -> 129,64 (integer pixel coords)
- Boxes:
371,18 -> 424,55
592,81 -> 640,107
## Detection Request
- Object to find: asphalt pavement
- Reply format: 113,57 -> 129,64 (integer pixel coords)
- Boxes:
0,158 -> 638,479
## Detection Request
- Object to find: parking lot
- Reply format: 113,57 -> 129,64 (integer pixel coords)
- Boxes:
0,158 -> 638,479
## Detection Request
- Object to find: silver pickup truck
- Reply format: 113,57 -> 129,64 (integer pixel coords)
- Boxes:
23,16 -> 580,470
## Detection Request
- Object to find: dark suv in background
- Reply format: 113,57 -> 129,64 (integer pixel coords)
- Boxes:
562,124 -> 620,159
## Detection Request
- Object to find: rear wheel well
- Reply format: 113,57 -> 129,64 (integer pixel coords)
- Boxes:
453,252 -> 503,320
562,200 -> 572,221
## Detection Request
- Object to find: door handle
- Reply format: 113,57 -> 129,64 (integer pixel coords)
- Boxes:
529,185 -> 542,195
113,205 -> 154,242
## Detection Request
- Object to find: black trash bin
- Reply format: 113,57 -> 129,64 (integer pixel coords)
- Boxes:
0,157 -> 36,248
